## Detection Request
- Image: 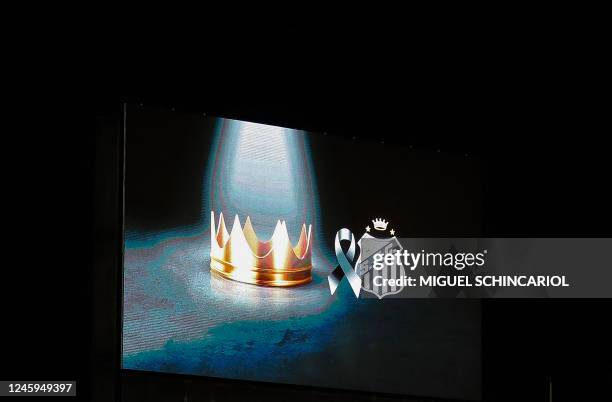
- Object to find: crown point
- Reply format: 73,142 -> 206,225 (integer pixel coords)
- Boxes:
231,214 -> 242,232
217,212 -> 225,228
215,212 -> 230,246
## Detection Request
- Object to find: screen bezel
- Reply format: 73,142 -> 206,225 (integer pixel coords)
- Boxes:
117,102 -> 483,402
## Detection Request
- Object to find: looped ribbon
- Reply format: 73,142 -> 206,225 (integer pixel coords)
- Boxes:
328,228 -> 362,297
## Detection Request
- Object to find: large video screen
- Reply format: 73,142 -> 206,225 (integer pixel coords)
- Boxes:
122,106 -> 482,400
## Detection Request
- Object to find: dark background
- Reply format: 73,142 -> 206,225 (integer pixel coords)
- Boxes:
7,41 -> 608,402
309,133 -> 482,239
94,85 -> 611,401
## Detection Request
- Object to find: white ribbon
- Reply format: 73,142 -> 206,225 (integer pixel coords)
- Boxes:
328,228 -> 362,297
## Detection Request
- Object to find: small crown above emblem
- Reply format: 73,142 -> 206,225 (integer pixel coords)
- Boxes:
372,218 -> 389,231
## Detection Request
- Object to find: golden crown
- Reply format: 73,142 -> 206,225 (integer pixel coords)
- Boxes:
210,211 -> 313,287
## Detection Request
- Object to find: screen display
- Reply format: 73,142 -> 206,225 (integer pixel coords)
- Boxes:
122,106 -> 482,400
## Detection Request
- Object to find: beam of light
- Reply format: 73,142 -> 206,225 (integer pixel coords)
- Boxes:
209,119 -> 313,244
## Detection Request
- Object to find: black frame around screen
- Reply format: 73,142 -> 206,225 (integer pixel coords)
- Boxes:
94,91 -> 612,402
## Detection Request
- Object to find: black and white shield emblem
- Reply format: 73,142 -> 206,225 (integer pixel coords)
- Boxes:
356,233 -> 405,299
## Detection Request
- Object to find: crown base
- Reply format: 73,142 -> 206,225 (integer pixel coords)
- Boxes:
210,258 -> 312,287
